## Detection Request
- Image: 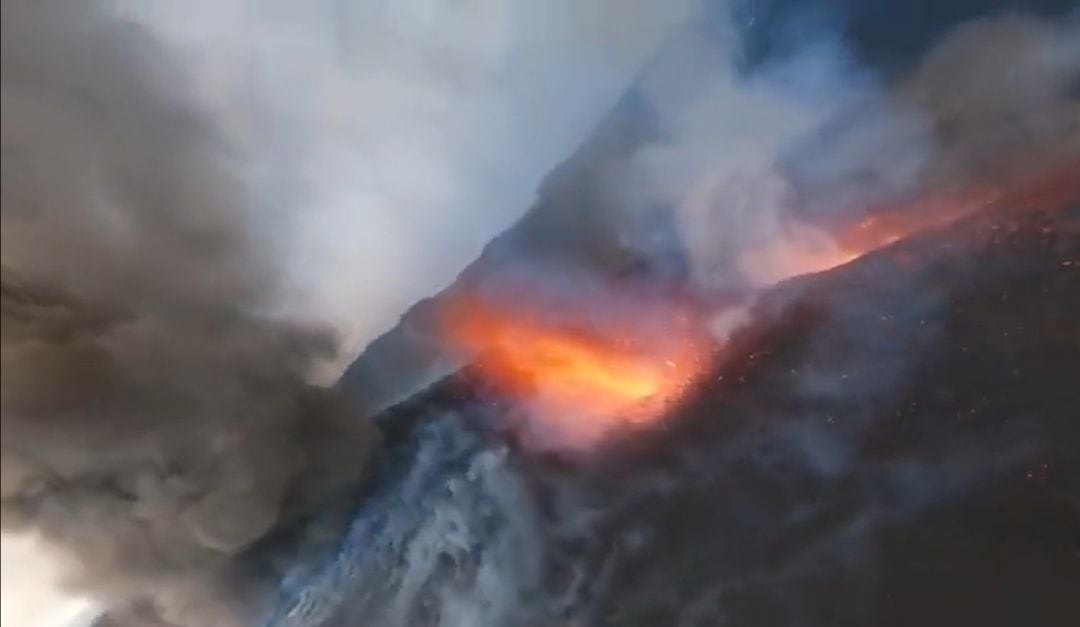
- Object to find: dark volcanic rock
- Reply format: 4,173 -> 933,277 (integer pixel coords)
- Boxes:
555,206 -> 1080,627
274,205 -> 1080,627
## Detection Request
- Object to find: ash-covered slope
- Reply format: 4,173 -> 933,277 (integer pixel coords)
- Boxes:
273,204 -> 1080,627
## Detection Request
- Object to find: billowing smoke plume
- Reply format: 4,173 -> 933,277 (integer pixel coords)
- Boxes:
1,1 -> 380,623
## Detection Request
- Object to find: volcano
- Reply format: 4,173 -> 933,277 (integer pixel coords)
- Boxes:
6,2 -> 1079,626
264,191 -> 1080,626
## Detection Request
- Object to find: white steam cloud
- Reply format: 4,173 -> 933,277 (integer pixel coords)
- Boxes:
116,0 -> 695,370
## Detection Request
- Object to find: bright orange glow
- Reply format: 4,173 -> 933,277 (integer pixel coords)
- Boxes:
742,163 -> 1080,284
439,297 -> 706,447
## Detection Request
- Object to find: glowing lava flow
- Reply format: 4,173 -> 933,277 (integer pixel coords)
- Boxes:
439,297 -> 706,447
438,164 -> 1079,449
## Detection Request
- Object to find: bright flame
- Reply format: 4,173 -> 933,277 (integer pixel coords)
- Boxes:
439,297 -> 706,447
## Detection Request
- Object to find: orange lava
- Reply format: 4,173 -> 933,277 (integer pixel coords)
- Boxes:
439,297 -> 706,447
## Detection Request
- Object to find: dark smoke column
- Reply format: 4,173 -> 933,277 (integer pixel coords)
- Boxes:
0,2 -> 380,624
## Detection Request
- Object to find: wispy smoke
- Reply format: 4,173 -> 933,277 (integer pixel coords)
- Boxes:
611,10 -> 1079,298
784,12 -> 1080,213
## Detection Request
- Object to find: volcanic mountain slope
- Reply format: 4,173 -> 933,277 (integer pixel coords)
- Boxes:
338,4 -> 1080,416
549,205 -> 1080,627
275,202 -> 1080,626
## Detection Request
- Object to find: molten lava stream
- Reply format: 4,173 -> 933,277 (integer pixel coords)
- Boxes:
438,164 -> 1080,449
439,298 -> 707,447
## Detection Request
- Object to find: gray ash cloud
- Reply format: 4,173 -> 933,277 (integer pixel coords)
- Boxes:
1,1 -> 378,623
